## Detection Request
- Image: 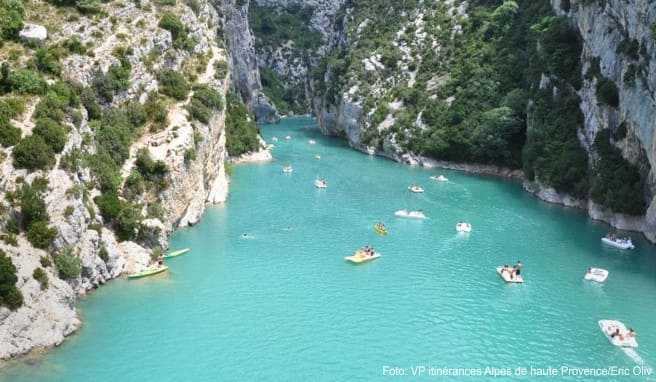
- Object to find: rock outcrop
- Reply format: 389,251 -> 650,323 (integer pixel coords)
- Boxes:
0,0 -> 232,360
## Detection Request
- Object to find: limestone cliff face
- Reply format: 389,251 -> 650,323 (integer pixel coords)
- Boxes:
220,0 -> 279,122
0,0 -> 230,359
552,0 -> 656,239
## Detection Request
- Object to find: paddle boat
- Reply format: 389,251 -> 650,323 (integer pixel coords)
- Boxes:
314,154 -> 321,160
408,185 -> 424,193
271,136 -> 278,142
164,248 -> 190,259
314,178 -> 328,188
456,222 -> 472,233
282,165 -> 293,173
128,265 -> 169,279
601,235 -> 634,250
599,320 -> 638,348
496,266 -> 523,283
430,175 -> 448,182
345,248 -> 381,264
285,135 -> 292,140
309,139 -> 316,145
394,209 -> 427,220
584,267 -> 609,283
374,223 -> 388,236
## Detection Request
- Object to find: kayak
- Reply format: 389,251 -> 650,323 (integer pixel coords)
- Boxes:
584,268 -> 609,283
496,266 -> 523,283
128,266 -> 169,279
345,251 -> 381,264
599,320 -> 638,348
164,248 -> 190,259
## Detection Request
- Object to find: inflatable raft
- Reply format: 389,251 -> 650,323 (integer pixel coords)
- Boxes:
282,165 -> 293,173
314,179 -> 327,188
599,320 -> 638,348
345,251 -> 381,264
430,175 -> 448,182
164,248 -> 190,259
584,268 -> 609,283
128,265 -> 169,279
394,210 -> 427,219
496,266 -> 523,283
408,185 -> 424,193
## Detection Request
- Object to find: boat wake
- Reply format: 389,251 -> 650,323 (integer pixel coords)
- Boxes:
622,348 -> 645,366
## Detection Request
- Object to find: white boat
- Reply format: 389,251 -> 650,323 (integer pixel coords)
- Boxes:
394,209 -> 427,220
314,155 -> 321,160
456,222 -> 472,233
282,165 -> 293,173
271,136 -> 278,142
285,135 -> 292,140
496,266 -> 523,283
599,320 -> 638,348
430,175 -> 448,182
309,139 -> 316,145
366,146 -> 376,156
314,179 -> 327,189
584,268 -> 609,283
345,250 -> 381,264
602,236 -> 634,250
408,185 -> 424,193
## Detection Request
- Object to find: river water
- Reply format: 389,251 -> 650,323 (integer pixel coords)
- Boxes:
2,117 -> 655,381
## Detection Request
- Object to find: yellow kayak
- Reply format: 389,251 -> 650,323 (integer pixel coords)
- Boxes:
128,266 -> 169,279
374,224 -> 388,236
345,250 -> 381,264
164,248 -> 191,258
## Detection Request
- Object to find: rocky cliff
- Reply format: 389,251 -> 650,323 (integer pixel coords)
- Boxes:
0,0 -> 233,359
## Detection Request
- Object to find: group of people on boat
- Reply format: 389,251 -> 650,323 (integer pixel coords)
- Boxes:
360,245 -> 376,257
609,326 -> 637,342
499,261 -> 523,280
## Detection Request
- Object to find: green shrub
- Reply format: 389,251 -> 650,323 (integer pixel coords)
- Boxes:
135,148 -> 168,187
0,0 -> 24,41
214,60 -> 228,80
40,256 -> 51,267
86,152 -> 122,192
54,250 -> 81,279
157,69 -> 189,100
192,85 -> 223,109
0,249 -> 23,310
27,221 -> 57,249
98,246 -> 109,262
33,267 -> 49,290
158,12 -> 192,49
64,36 -> 87,55
34,47 -> 62,75
93,61 -> 131,102
19,180 -> 49,229
186,99 -> 211,123
0,121 -> 21,147
81,87 -> 102,120
115,204 -> 140,241
33,118 -> 67,153
94,191 -> 123,221
76,0 -> 102,14
596,77 -> 619,107
12,135 -> 56,170
0,97 -> 26,122
590,130 -> 646,215
184,147 -> 196,165
225,93 -> 259,156
5,68 -> 47,95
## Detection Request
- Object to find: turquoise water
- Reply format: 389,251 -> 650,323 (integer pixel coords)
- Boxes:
2,117 -> 656,381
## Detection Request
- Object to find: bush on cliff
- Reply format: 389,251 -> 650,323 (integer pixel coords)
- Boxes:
54,249 -> 81,280
0,121 -> 21,147
0,249 -> 23,310
157,69 -> 190,100
27,221 -> 57,249
590,130 -> 646,215
225,92 -> 259,156
33,267 -> 49,290
33,118 -> 68,153
0,0 -> 24,41
12,134 -> 56,170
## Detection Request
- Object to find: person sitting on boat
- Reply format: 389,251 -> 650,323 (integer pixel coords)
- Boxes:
610,327 -> 623,340
626,328 -> 636,339
157,256 -> 164,267
513,261 -> 523,277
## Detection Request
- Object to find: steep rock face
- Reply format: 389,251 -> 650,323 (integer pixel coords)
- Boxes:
221,0 -> 279,122
553,0 -> 656,240
0,0 -> 230,359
